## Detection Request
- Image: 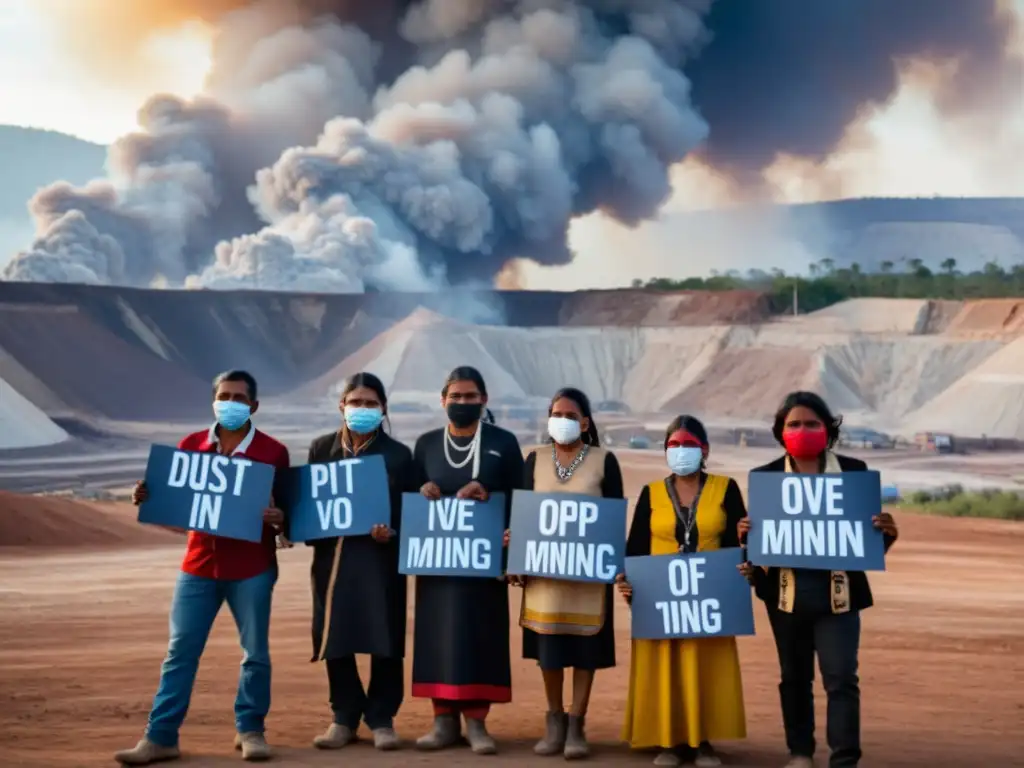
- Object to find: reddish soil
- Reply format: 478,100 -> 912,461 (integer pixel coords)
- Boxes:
559,291 -> 771,327
0,491 -> 175,549
944,299 -> 1024,336
0,479 -> 1022,767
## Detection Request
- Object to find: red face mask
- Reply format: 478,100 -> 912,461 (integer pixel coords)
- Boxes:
783,428 -> 828,460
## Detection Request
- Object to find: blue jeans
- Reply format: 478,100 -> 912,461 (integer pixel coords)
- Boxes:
145,568 -> 276,747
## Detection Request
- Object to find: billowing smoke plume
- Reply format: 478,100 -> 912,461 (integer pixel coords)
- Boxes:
685,0 -> 1021,180
5,0 -> 1019,290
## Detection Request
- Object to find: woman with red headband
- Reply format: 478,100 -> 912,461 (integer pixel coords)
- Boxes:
740,391 -> 898,768
618,415 -> 748,767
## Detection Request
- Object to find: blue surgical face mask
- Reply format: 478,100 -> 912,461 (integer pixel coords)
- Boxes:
344,406 -> 384,435
666,446 -> 703,476
214,400 -> 251,431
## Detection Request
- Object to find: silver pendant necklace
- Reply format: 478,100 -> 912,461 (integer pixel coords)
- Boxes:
553,442 -> 589,482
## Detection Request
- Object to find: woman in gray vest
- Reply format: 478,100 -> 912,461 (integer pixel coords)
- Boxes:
517,387 -> 623,759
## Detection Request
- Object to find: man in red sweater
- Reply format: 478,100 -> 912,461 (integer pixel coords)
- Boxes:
115,370 -> 291,765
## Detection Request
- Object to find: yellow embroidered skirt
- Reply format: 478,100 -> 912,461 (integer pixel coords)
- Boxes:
622,636 -> 746,749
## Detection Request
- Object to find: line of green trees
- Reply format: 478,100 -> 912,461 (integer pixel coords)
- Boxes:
635,258 -> 1024,314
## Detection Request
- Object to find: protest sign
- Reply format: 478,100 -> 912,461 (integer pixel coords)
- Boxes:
746,470 -> 886,571
138,444 -> 274,542
284,453 -> 390,542
506,490 -> 626,583
626,548 -> 755,639
398,493 -> 506,578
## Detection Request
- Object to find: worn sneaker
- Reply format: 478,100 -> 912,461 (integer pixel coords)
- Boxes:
235,732 -> 272,761
312,723 -> 357,749
534,711 -> 568,755
465,716 -> 497,755
652,750 -> 680,767
563,715 -> 589,760
372,726 -> 400,750
415,714 -> 460,751
695,742 -> 722,766
114,739 -> 180,765
783,757 -> 815,768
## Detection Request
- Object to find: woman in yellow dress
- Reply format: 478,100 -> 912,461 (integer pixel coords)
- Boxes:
618,415 -> 748,767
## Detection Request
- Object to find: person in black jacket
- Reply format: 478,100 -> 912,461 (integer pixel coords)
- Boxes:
738,391 -> 898,768
307,372 -> 416,752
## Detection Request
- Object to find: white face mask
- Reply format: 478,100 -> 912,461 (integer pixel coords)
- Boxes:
667,446 -> 703,476
548,416 -> 583,445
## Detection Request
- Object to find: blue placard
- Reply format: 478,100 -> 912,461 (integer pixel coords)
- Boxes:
398,493 -> 506,578
506,490 -> 627,584
138,444 -> 274,543
746,471 -> 886,571
625,548 -> 755,639
284,453 -> 391,542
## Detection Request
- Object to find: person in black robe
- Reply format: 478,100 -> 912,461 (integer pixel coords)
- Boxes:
306,373 -> 416,751
411,366 -> 525,756
740,391 -> 899,768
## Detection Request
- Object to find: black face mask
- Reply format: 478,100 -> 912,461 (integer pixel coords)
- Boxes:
447,402 -> 482,428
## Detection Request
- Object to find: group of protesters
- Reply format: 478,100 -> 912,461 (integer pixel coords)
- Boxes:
115,365 -> 898,768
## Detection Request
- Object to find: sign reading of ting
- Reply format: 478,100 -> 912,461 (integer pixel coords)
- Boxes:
138,444 -> 274,542
746,470 -> 886,571
398,493 -> 506,578
506,490 -> 627,584
284,453 -> 391,542
625,548 -> 755,639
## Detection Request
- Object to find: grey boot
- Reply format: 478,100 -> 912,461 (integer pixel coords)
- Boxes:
415,714 -> 460,751
465,716 -> 498,755
563,715 -> 589,760
534,711 -> 568,755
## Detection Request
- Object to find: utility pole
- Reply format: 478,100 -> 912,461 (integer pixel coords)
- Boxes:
793,280 -> 799,315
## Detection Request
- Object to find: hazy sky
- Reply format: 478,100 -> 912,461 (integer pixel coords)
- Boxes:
2,0 -> 1023,288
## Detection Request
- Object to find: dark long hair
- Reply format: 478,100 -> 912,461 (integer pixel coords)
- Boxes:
548,387 -> 601,447
442,366 -> 488,397
771,391 -> 842,448
441,365 -> 494,424
340,371 -> 391,432
664,414 -> 709,469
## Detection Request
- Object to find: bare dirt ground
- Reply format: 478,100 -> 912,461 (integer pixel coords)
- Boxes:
1,461 -> 1023,768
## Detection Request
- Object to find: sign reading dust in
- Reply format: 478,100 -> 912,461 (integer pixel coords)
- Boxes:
626,548 -> 755,639
746,471 -> 886,571
506,490 -> 627,584
138,444 -> 274,542
398,493 -> 506,578
284,454 -> 390,542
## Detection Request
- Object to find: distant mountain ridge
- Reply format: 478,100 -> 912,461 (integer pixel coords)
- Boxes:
0,125 -> 106,266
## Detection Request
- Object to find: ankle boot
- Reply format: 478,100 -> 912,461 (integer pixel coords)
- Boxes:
415,714 -> 460,751
534,711 -> 568,755
465,716 -> 498,755
564,715 -> 589,759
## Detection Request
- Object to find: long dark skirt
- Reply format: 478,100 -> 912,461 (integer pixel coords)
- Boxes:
411,574 -> 512,702
522,584 -> 616,671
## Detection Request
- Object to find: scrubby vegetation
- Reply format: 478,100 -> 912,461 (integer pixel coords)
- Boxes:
895,485 -> 1024,521
639,259 -> 1024,314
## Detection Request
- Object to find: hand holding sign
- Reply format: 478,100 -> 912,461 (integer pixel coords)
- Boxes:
420,481 -> 441,500
131,481 -> 148,506
873,511 -> 898,539
615,572 -> 632,602
457,481 -> 488,501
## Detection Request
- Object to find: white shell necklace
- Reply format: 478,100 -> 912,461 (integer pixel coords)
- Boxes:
444,421 -> 482,479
